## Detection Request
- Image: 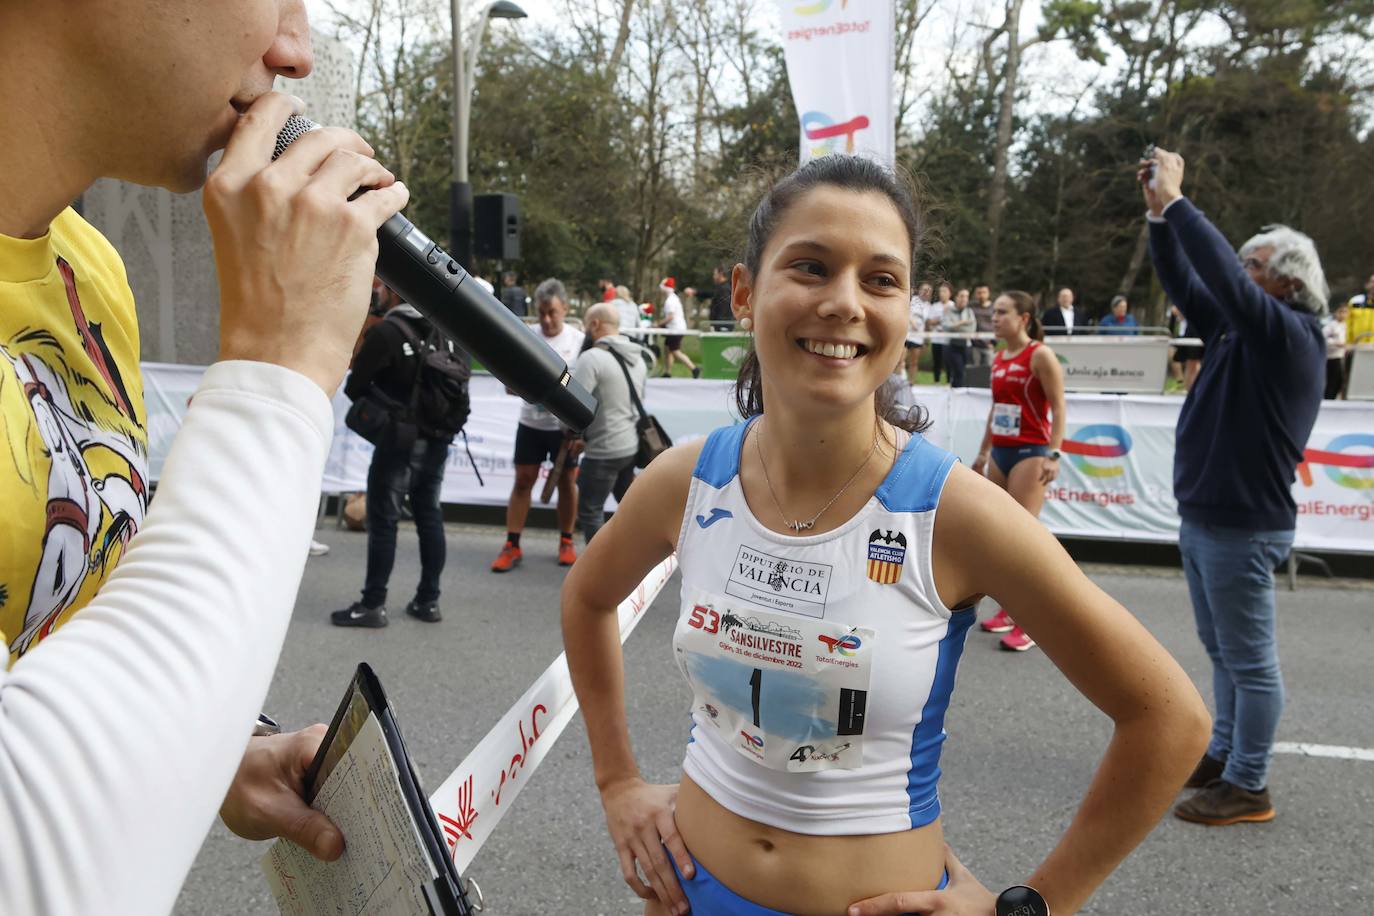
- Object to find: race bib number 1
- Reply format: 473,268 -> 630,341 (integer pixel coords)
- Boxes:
992,402 -> 1022,438
674,596 -> 875,773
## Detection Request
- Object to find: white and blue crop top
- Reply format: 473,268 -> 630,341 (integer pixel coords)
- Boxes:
672,418 -> 974,836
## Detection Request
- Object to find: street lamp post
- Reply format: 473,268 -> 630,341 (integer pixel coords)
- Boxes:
450,0 -> 527,269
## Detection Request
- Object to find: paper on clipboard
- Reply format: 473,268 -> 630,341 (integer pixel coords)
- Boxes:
261,712 -> 435,916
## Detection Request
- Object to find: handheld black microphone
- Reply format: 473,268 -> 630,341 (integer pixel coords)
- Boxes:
272,115 -> 597,431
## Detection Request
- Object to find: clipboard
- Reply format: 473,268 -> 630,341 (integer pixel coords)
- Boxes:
302,663 -> 480,916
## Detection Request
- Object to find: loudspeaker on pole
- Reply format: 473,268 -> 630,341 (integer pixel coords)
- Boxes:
474,193 -> 521,261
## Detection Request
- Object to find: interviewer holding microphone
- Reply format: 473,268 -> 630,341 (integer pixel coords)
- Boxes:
0,3 -> 408,913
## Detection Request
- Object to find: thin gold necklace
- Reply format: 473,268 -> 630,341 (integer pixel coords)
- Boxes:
754,419 -> 880,533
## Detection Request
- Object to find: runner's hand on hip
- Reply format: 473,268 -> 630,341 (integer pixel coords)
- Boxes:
599,778 -> 693,916
847,844 -> 995,915
205,91 -> 409,394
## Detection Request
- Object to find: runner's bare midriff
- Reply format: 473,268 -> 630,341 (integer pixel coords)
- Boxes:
673,775 -> 945,915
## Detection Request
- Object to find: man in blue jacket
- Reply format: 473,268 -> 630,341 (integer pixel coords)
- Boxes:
1141,148 -> 1327,826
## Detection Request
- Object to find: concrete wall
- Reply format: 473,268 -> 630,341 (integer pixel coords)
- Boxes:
81,31 -> 356,365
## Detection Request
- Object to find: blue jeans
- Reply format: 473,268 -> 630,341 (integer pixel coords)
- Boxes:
576,452 -> 637,545
362,432 -> 451,608
1178,519 -> 1294,791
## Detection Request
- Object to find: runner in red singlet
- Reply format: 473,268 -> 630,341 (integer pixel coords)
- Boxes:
971,290 -> 1067,651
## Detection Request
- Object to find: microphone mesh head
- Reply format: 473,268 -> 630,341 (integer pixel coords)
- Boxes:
272,115 -> 319,161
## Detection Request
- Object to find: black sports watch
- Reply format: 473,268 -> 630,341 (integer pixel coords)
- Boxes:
996,885 -> 1049,916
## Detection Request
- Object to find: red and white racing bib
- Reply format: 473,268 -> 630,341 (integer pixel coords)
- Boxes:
674,588 -> 876,773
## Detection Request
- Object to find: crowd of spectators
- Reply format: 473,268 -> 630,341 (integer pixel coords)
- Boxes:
493,268 -> 1372,399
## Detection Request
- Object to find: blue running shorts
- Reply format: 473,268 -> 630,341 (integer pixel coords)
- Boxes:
668,853 -> 948,915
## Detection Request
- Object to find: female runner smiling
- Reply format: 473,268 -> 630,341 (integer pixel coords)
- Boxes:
562,156 -> 1208,916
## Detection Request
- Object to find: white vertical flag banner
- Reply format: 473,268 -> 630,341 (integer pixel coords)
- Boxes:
777,0 -> 895,164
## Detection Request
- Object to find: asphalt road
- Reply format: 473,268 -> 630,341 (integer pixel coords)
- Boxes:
174,523 -> 1373,916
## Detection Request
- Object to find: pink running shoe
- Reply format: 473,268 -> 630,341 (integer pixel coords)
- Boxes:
980,608 -> 1014,633
999,625 -> 1037,652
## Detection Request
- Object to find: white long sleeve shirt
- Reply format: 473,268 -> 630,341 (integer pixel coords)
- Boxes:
0,361 -> 334,915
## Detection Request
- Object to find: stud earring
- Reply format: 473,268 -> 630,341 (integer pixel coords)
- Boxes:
739,316 -> 753,332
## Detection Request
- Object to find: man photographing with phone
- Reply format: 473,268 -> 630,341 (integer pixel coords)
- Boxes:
0,2 -> 410,912
1140,146 -> 1326,827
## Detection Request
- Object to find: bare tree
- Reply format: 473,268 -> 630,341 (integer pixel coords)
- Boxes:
893,0 -> 937,139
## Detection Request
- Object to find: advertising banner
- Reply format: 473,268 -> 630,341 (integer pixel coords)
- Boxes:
776,0 -> 894,163
937,390 -> 1373,552
1049,336 -> 1172,393
1346,345 -> 1374,400
142,366 -> 1372,553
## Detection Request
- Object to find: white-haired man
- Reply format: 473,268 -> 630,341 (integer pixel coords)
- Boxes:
568,303 -> 648,543
1140,147 -> 1326,827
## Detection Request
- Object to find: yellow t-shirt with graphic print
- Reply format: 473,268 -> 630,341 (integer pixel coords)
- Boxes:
0,207 -> 148,664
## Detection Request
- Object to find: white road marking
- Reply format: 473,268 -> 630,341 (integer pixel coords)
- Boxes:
1273,742 -> 1374,762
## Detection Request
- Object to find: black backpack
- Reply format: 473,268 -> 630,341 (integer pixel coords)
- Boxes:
389,314 -> 471,439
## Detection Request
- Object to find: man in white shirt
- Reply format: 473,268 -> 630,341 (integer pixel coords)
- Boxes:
491,279 -> 585,572
1043,287 -> 1077,335
656,277 -> 701,378
905,281 -> 932,382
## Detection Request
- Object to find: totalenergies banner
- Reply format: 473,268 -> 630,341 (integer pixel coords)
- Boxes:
939,390 -> 1373,552
776,0 -> 895,164
142,366 -> 1371,553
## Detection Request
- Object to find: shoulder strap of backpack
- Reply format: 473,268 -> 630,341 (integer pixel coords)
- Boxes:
385,311 -> 427,350
599,342 -> 649,421
384,313 -> 428,414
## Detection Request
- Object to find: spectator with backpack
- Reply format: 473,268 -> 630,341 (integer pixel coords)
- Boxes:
333,282 -> 472,628
568,303 -> 649,543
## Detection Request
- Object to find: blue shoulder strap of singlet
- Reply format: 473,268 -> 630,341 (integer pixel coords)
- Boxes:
692,418 -> 756,487
875,434 -> 958,513
694,419 -> 955,509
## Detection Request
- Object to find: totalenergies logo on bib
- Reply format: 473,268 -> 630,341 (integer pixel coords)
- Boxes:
818,633 -> 862,656
1299,434 -> 1374,490
1063,424 -> 1133,478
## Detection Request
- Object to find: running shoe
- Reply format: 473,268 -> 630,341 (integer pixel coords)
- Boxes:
405,599 -> 442,623
309,539 -> 330,557
558,536 -> 577,567
330,602 -> 388,628
1174,780 -> 1275,826
999,625 -> 1036,652
980,608 -> 1015,633
491,541 -> 523,573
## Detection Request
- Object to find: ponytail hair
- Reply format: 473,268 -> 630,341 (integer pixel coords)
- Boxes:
1001,289 -> 1042,341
